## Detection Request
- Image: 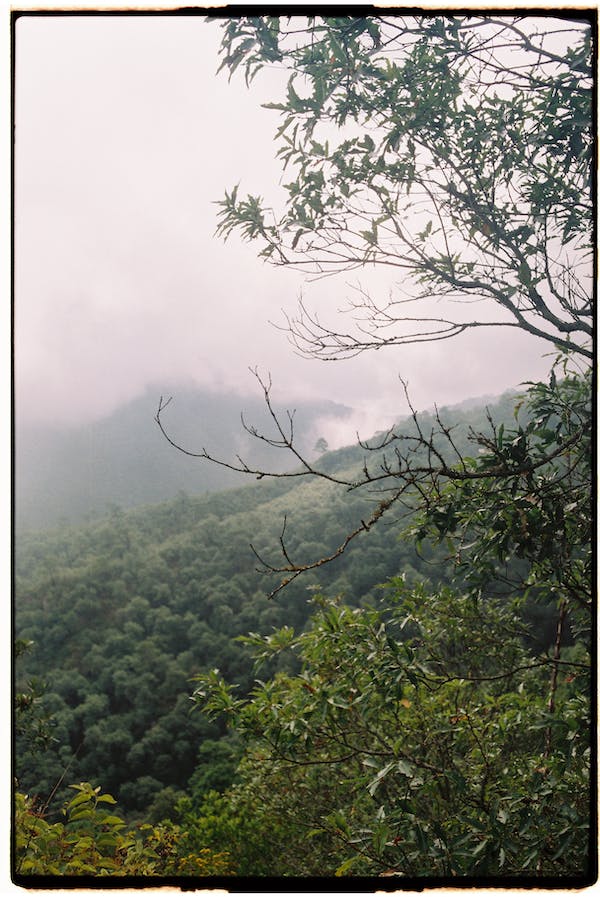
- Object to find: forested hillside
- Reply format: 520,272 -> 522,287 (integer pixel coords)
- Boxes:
16,391 -> 520,818
15,375 -> 593,881
15,386 -> 350,530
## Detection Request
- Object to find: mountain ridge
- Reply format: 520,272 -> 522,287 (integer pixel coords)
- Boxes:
15,385 -> 352,531
15,384 -> 514,532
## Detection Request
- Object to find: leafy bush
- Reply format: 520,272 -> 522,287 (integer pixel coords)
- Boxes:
193,586 -> 591,878
14,782 -> 232,877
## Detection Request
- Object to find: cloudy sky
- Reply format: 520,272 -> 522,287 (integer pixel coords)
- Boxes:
14,12 -> 560,443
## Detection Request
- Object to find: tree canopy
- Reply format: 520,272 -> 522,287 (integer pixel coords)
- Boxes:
215,14 -> 593,359
195,581 -> 591,879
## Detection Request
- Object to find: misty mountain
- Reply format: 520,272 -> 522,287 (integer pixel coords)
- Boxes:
15,386 -> 352,531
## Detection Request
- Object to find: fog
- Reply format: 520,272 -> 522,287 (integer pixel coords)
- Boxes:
14,13 -> 556,446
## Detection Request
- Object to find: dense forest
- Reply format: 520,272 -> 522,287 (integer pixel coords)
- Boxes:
16,394 -> 514,819
14,379 -> 592,881
14,11 -> 593,887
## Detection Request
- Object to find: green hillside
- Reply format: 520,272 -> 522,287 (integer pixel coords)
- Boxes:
15,384 -> 568,815
15,386 -> 351,530
15,389 -> 543,819
14,372 -> 592,880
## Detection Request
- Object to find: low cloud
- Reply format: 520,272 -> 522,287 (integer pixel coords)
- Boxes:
15,15 -> 553,432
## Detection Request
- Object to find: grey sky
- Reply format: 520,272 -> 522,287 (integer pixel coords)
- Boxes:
15,13 -> 560,444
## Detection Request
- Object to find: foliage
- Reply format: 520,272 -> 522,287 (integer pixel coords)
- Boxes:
14,639 -> 55,760
176,786 -> 295,876
14,782 -> 232,878
193,582 -> 591,879
214,14 -> 592,359
412,358 -> 592,634
190,367 -> 593,880
185,736 -> 242,803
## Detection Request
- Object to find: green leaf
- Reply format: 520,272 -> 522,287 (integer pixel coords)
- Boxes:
67,790 -> 93,810
68,808 -> 94,821
100,815 -> 126,827
287,78 -> 306,112
335,854 -> 363,876
372,820 -> 391,855
368,761 -> 395,796
472,838 -> 490,856
72,836 -> 94,850
396,759 -> 412,776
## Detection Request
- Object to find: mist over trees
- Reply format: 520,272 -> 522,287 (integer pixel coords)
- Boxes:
15,387 -> 351,530
14,12 -> 593,886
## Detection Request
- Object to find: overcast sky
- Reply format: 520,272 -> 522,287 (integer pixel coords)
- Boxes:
14,13 -> 561,443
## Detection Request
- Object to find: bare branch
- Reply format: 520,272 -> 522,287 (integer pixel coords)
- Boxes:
251,491 -> 404,600
157,368 -> 587,598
